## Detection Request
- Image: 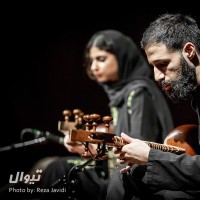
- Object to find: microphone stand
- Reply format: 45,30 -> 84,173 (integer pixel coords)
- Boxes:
0,137 -> 47,152
50,156 -> 95,199
0,131 -> 64,153
50,142 -> 107,199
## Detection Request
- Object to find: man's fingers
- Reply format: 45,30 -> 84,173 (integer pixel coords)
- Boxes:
121,132 -> 133,143
120,165 -> 131,174
113,146 -> 122,154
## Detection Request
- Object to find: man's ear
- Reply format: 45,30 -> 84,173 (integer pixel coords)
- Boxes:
183,42 -> 195,59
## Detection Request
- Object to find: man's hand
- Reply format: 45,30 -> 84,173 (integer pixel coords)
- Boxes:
115,132 -> 150,173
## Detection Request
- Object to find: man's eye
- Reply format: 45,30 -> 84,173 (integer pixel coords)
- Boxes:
157,63 -> 167,68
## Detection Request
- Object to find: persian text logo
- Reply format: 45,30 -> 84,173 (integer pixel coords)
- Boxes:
9,169 -> 43,185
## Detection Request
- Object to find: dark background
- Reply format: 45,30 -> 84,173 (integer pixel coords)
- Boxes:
1,6 -> 199,195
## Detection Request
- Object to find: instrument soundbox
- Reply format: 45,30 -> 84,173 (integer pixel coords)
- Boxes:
67,124 -> 200,156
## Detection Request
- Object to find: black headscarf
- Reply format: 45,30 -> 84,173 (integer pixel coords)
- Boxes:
85,30 -> 152,105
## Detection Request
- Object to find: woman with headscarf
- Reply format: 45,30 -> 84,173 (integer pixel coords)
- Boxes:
41,30 -> 174,200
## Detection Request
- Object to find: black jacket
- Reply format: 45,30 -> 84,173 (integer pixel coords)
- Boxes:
147,86 -> 200,199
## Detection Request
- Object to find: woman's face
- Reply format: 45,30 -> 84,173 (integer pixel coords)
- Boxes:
89,46 -> 119,83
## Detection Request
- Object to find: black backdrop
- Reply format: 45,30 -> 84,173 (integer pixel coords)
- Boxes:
1,7 -> 199,193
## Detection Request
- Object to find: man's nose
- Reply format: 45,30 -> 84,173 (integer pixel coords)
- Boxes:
154,67 -> 165,81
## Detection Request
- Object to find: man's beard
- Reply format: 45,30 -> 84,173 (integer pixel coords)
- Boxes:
159,57 -> 197,103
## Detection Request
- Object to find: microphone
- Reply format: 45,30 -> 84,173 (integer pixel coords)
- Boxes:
21,128 -> 64,145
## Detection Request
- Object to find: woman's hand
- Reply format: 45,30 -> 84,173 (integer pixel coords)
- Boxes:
63,135 -> 98,156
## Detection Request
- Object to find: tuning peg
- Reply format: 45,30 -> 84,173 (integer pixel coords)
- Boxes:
90,114 -> 101,132
62,110 -> 72,121
103,116 -> 113,132
83,114 -> 91,131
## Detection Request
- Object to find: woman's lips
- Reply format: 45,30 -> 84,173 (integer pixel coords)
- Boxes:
95,74 -> 102,79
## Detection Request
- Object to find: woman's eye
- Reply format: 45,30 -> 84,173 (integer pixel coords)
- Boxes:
97,56 -> 106,62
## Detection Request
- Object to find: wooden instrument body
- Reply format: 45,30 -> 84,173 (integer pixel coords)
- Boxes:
163,124 -> 200,156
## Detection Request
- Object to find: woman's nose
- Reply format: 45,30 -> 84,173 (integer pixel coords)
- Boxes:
91,60 -> 98,71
